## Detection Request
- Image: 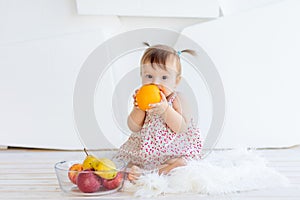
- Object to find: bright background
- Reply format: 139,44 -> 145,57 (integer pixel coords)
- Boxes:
0,0 -> 299,149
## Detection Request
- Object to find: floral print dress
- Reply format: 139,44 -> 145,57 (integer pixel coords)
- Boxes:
115,93 -> 202,171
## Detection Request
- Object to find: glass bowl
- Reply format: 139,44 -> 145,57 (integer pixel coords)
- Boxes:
54,159 -> 126,196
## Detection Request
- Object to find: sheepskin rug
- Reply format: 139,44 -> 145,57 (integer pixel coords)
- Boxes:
122,149 -> 290,197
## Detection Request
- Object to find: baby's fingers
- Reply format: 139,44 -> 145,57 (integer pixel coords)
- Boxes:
148,102 -> 160,109
132,89 -> 139,99
160,91 -> 167,102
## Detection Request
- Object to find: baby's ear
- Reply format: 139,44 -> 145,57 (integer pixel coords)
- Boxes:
176,75 -> 182,85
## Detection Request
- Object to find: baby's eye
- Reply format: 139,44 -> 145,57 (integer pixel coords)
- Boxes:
162,75 -> 168,80
146,74 -> 153,79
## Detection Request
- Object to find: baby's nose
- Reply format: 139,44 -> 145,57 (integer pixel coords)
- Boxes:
153,77 -> 160,85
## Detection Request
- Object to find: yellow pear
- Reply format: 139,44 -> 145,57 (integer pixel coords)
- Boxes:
92,158 -> 117,180
82,155 -> 98,170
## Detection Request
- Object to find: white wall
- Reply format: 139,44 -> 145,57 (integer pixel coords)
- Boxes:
0,0 -> 121,149
0,0 -> 211,149
1,0 -> 299,149
183,0 -> 300,148
76,0 -> 219,18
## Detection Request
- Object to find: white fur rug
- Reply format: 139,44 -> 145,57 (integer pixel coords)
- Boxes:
122,149 -> 290,198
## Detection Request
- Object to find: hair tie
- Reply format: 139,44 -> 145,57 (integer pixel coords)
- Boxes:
177,51 -> 182,56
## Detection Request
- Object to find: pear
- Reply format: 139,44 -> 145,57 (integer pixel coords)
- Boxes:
92,158 -> 117,180
82,155 -> 98,170
82,148 -> 99,170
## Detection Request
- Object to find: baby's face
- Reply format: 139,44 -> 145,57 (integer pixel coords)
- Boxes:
141,57 -> 181,96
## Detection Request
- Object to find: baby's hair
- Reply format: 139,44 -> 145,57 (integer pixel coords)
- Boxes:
180,49 -> 196,56
143,42 -> 150,47
140,42 -> 196,76
143,42 -> 196,56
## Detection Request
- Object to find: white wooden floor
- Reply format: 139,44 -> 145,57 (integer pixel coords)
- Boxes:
0,146 -> 299,200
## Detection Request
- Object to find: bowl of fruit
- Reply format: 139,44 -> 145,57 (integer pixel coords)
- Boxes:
54,150 -> 126,196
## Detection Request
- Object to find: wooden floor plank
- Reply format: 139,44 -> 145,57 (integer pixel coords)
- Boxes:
0,148 -> 299,200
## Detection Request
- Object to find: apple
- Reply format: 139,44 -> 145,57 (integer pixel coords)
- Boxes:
102,172 -> 123,190
68,163 -> 83,184
77,170 -> 102,193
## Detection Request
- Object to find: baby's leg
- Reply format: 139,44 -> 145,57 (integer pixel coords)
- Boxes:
126,163 -> 143,181
158,157 -> 187,175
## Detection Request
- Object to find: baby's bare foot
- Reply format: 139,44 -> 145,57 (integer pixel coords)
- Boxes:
158,164 -> 173,175
127,165 -> 142,181
158,158 -> 187,175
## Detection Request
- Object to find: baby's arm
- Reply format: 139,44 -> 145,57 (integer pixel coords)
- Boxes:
127,89 -> 146,132
127,107 -> 146,132
162,93 -> 191,133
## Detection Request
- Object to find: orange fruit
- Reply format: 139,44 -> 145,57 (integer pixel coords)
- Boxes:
135,84 -> 161,111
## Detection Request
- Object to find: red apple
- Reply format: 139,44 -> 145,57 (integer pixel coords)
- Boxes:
102,172 -> 123,190
68,163 -> 83,184
77,170 -> 102,193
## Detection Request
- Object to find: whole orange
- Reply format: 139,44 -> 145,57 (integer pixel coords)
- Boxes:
135,84 -> 161,111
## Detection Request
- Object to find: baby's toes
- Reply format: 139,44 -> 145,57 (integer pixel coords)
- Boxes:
127,165 -> 142,181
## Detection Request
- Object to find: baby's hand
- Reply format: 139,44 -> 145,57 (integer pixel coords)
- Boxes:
148,91 -> 169,115
132,89 -> 139,107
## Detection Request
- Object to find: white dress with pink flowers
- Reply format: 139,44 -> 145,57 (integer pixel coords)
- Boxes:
115,93 -> 202,171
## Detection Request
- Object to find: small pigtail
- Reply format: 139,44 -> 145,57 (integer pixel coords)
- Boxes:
180,49 -> 197,56
143,42 -> 150,47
